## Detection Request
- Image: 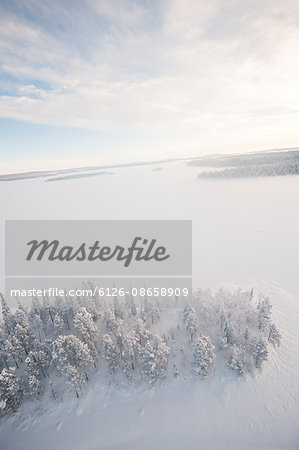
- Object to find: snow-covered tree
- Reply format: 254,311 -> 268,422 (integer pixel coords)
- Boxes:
15,303 -> 29,319
64,364 -> 84,398
253,338 -> 268,368
222,320 -> 234,346
140,335 -> 169,383
0,293 -> 15,335
192,336 -> 215,378
15,323 -> 32,355
0,325 -> 9,370
134,318 -> 150,346
258,297 -> 272,329
0,368 -> 20,413
5,338 -> 22,368
37,339 -> 52,377
113,296 -> 123,319
227,344 -> 252,376
53,314 -> 65,336
25,352 -> 42,396
52,335 -> 93,396
74,307 -> 98,361
104,308 -> 118,332
268,323 -> 281,347
123,331 -> 138,378
42,295 -> 55,326
14,308 -> 36,355
103,334 -> 120,373
129,294 -> 137,317
32,313 -> 43,342
30,341 -> 51,378
142,297 -> 160,325
114,319 -> 125,361
59,302 -> 72,331
54,335 -> 93,377
183,305 -> 198,342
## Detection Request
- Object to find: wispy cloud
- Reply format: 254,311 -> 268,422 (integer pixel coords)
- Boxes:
0,0 -> 299,154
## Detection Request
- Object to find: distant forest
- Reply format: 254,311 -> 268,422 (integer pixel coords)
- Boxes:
188,150 -> 299,178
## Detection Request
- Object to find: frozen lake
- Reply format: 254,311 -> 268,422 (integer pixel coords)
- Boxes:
1,159 -> 298,293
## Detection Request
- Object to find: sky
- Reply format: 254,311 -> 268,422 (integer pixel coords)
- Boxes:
0,0 -> 299,172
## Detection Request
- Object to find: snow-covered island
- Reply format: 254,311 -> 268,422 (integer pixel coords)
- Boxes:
0,287 -> 280,411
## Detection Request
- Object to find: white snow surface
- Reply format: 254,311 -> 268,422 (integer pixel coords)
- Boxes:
0,160 -> 299,449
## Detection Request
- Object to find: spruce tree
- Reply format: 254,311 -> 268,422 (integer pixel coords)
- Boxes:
192,336 -> 215,378
103,334 -> 120,373
25,352 -> 42,396
253,338 -> 268,368
268,323 -> 281,347
0,367 -> 20,413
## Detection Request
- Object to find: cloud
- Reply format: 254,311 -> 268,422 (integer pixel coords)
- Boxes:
0,0 -> 299,152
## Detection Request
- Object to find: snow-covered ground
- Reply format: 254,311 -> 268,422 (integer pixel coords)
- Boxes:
0,159 -> 299,449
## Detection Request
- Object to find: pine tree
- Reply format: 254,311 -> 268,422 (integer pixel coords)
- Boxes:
0,293 -> 16,335
134,318 -> 150,346
0,367 -> 20,413
253,338 -> 268,368
32,313 -> 43,342
129,294 -> 137,317
42,295 -> 55,326
223,320 -> 234,346
140,334 -> 169,383
103,334 -> 120,373
14,308 -> 37,354
25,352 -> 42,396
143,297 -> 159,324
183,305 -> 198,342
113,296 -> 123,319
0,325 -> 9,370
53,314 -> 65,336
53,335 -> 93,377
192,336 -> 215,378
30,296 -> 42,316
74,307 -> 98,361
5,339 -> 21,368
114,318 -> 125,360
258,297 -> 272,329
64,364 -> 84,398
38,339 -> 52,376
228,345 -> 247,376
104,309 -> 118,332
33,342 -> 51,378
52,335 -> 93,396
58,302 -> 72,331
15,324 -> 31,355
268,323 -> 281,347
123,332 -> 138,379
